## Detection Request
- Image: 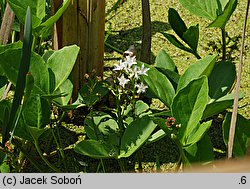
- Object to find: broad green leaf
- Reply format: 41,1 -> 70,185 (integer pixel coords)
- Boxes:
0,49 -> 49,94
79,81 -> 109,107
179,0 -> 224,21
0,162 -> 10,173
29,52 -> 50,94
184,133 -> 214,163
47,45 -> 80,91
135,100 -> 149,116
8,0 -> 45,28
155,67 -> 180,90
202,92 -> 244,119
119,116 -> 157,158
35,0 -> 71,37
84,112 -> 113,140
168,8 -> 187,40
185,120 -> 212,146
139,62 -> 175,107
75,140 -> 116,159
0,84 -> 6,98
42,50 -> 55,62
223,113 -> 250,157
147,129 -> 166,144
209,0 -> 238,28
177,54 -> 217,92
172,76 -> 209,143
162,33 -> 193,53
0,41 -> 22,54
0,100 -> 11,124
52,79 -> 73,106
156,49 -> 177,72
183,25 -> 199,52
0,49 -> 22,83
208,61 -> 236,101
22,94 -> 51,129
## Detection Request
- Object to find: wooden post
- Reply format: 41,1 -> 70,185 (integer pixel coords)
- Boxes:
53,0 -> 105,99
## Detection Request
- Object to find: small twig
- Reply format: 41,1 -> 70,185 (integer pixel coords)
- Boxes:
228,0 -> 250,159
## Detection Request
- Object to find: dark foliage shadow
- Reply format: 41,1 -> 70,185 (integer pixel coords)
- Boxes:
105,21 -> 171,63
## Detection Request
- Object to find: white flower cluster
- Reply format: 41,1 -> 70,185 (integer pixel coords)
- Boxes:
113,56 -> 149,94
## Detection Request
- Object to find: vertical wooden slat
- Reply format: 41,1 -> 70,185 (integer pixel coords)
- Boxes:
52,0 -> 63,50
54,0 -> 105,100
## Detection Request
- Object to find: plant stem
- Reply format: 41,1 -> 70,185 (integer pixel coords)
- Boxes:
51,127 -> 68,172
131,78 -> 137,120
118,158 -> 126,173
193,51 -> 201,59
34,140 -> 62,173
12,139 -> 45,172
52,112 -> 68,172
221,27 -> 227,60
172,134 -> 190,171
100,159 -> 106,173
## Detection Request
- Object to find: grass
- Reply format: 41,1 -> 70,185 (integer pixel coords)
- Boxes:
104,0 -> 250,119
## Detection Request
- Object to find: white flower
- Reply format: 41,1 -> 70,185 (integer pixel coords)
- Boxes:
125,56 -> 137,65
129,66 -> 140,80
118,74 -> 130,88
136,82 -> 148,94
138,64 -> 150,76
113,60 -> 126,71
123,56 -> 137,72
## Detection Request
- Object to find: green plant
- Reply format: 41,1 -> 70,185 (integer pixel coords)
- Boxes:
0,4 -> 80,171
74,56 -> 157,172
164,0 -> 237,60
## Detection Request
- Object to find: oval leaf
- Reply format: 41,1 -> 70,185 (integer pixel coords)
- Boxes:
179,0 -> 223,21
47,45 -> 80,92
222,112 -> 250,157
208,61 -> 236,101
172,76 -> 209,143
75,140 -> 116,159
177,54 -> 217,92
119,116 -> 157,158
139,62 -> 175,107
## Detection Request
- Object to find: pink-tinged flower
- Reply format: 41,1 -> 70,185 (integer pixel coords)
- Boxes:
165,117 -> 176,128
118,74 -> 130,88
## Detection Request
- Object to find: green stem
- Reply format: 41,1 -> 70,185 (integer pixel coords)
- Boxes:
131,78 -> 137,120
221,27 -> 227,60
172,134 -> 190,171
31,35 -> 36,51
117,159 -> 126,173
100,159 -> 106,173
34,140 -> 62,173
12,139 -> 45,172
53,112 -> 68,172
193,51 -> 201,59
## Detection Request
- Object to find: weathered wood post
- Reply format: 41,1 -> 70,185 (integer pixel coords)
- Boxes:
53,0 -> 105,99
